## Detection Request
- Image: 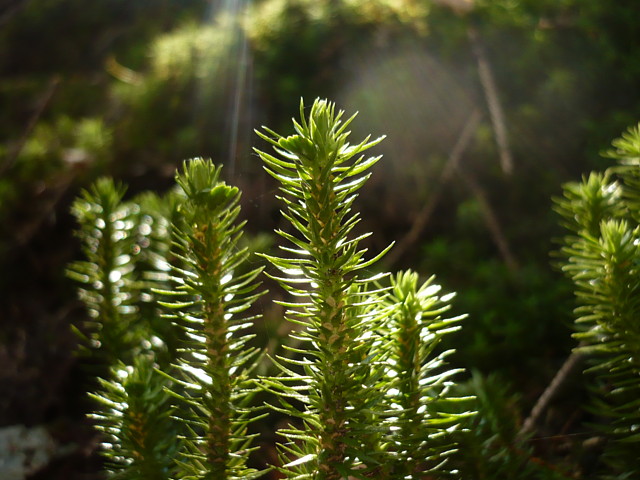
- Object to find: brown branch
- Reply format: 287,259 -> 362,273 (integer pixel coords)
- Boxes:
1,75 -> 61,175
458,169 -> 519,273
519,348 -> 585,438
14,172 -> 76,247
468,26 -> 514,176
384,109 -> 482,267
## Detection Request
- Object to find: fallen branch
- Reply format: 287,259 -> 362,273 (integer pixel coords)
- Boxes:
458,168 -> 520,273
14,172 -> 76,247
384,109 -> 482,267
468,26 -> 514,176
519,348 -> 585,438
1,75 -> 61,175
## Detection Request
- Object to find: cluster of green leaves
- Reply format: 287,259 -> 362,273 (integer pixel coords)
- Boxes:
256,99 -> 391,478
379,271 -> 472,478
68,99 -> 472,480
68,178 -> 149,361
159,160 -> 266,480
5,2 -> 640,477
67,178 -> 181,478
89,357 -> 180,480
555,123 -> 640,477
255,99 -> 471,479
69,160 -> 269,479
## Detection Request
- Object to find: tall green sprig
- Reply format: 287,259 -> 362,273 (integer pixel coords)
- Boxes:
130,190 -> 184,366
255,99 -> 389,479
68,178 -> 140,360
159,158 -> 266,480
68,178 -> 181,479
89,356 -> 180,480
381,271 -> 472,478
555,123 -> 640,478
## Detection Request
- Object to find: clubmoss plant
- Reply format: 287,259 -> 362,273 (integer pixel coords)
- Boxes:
255,99 -> 390,478
555,123 -> 640,477
129,190 -> 185,364
68,178 -> 141,361
253,98 -> 469,479
158,159 -> 266,480
68,178 -> 180,478
381,270 -> 472,478
89,356 -> 180,479
70,99 -> 472,480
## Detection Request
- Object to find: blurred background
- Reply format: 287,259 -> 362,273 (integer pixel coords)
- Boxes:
1,0 -> 640,478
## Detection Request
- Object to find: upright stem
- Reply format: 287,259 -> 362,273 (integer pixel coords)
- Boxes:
395,306 -> 422,478
209,313 -> 231,471
310,167 -> 349,478
197,226 -> 231,477
317,290 -> 350,478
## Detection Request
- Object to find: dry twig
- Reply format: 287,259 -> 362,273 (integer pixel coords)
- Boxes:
1,75 -> 61,175
384,109 -> 482,267
519,349 -> 585,438
468,26 -> 514,176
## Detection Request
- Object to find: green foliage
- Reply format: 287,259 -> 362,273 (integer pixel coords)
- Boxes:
67,108 -> 476,479
5,1 -> 640,477
451,372 -> 567,480
555,123 -> 640,478
70,97 -> 640,480
17,116 -> 112,176
89,356 -> 180,480
67,178 -> 141,361
254,99 -> 470,479
150,23 -> 235,81
67,178 -> 177,364
68,160 -> 268,479
380,271 -> 473,478
62,98 -> 489,480
158,159 -> 266,480
255,98 -> 390,479
67,178 -> 182,478
128,190 -> 184,365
